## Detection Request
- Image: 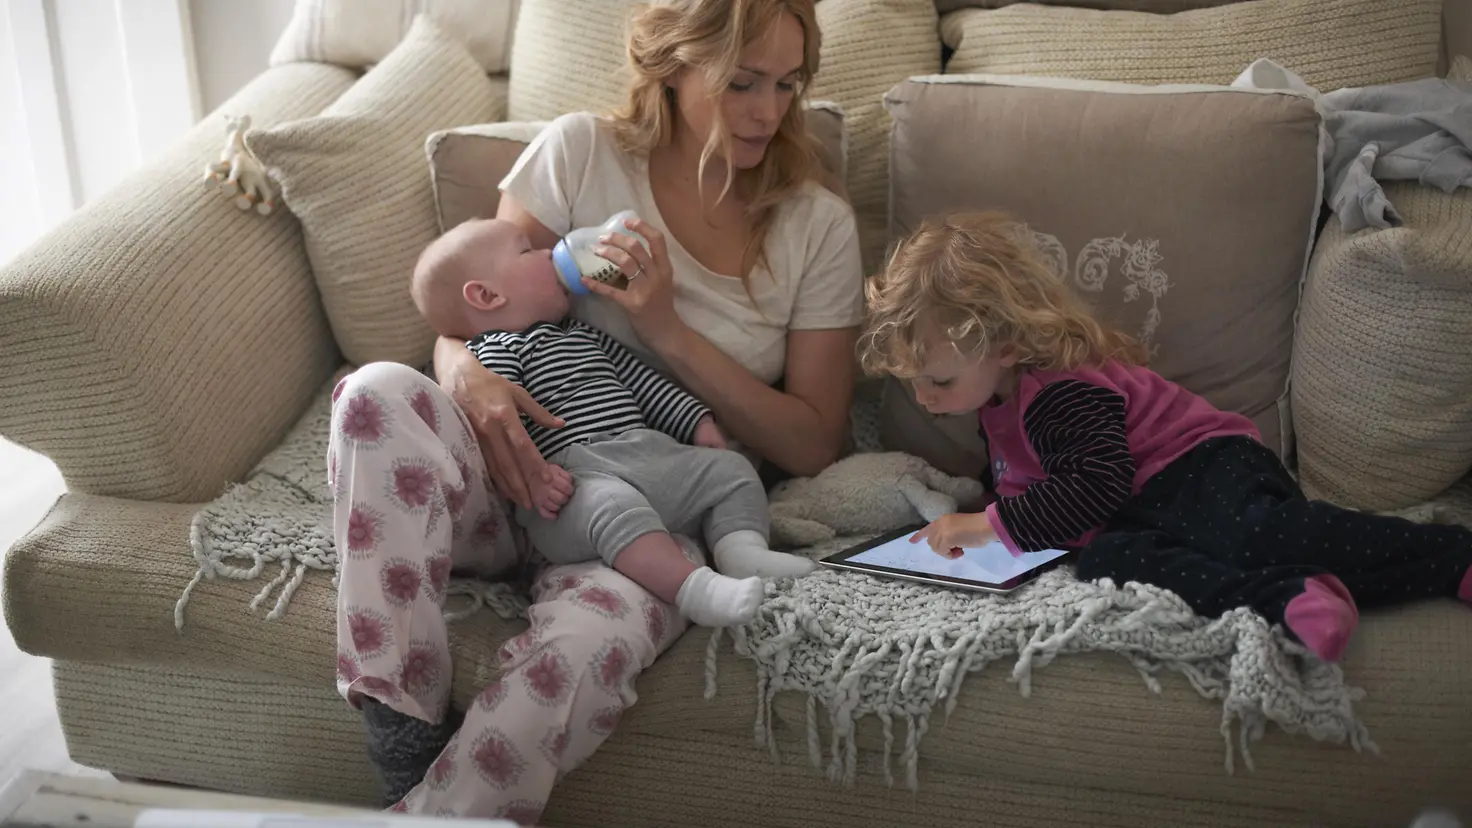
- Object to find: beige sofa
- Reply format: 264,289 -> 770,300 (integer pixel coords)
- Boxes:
4,1 -> 1472,826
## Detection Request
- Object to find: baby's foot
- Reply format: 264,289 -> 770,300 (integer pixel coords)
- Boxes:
1284,574 -> 1359,663
529,464 -> 573,520
674,566 -> 763,627
713,530 -> 818,579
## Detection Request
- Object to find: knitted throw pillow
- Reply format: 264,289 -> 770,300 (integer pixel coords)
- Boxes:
269,0 -> 521,74
248,17 -> 504,367
1291,183 -> 1472,511
941,0 -> 1442,93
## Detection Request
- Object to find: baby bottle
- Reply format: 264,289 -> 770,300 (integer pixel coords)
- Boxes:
552,210 -> 651,295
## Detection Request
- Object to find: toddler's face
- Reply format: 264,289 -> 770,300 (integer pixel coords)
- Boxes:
473,220 -> 568,322
909,339 -> 1018,415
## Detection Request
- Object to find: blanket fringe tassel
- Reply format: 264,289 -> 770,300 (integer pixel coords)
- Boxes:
703,597 -> 1371,792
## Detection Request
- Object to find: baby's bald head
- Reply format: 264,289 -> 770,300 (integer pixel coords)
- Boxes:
411,218 -> 568,339
411,219 -> 509,339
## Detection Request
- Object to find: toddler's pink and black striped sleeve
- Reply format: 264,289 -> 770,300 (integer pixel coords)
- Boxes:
993,380 -> 1136,552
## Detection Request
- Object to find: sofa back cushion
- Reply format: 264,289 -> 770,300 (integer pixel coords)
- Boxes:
248,16 -> 505,368
506,0 -> 939,269
936,0 -> 1240,10
882,76 -> 1324,460
1292,181 -> 1472,511
270,0 -> 521,73
941,0 -> 1443,93
428,103 -> 848,232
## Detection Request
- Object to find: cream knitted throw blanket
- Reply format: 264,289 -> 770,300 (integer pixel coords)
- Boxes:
175,372 -> 528,629
185,378 -> 1456,790
704,552 -> 1374,790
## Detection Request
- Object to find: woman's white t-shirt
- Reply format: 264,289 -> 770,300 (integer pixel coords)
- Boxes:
498,112 -> 864,385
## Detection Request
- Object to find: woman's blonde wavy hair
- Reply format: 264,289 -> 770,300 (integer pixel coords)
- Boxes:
612,0 -> 821,280
859,211 -> 1146,379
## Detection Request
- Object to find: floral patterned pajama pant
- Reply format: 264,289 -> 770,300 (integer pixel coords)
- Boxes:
328,361 -> 690,821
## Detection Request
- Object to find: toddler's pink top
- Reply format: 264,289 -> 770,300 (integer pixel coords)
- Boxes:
980,362 -> 1259,554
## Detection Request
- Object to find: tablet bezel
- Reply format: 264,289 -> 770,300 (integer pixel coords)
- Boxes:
816,524 -> 1074,594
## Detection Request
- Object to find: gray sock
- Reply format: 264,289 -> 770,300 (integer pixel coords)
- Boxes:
360,698 -> 462,806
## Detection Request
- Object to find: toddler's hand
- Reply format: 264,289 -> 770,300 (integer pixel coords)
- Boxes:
530,464 -> 574,520
910,513 -> 997,559
693,415 -> 727,451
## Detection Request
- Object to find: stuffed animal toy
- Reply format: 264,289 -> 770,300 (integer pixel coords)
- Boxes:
204,114 -> 277,215
768,452 -> 988,549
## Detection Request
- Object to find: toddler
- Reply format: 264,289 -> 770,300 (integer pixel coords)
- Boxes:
858,211 -> 1472,662
411,218 -> 806,628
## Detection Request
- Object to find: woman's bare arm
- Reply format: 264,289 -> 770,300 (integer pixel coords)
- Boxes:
656,326 -> 856,477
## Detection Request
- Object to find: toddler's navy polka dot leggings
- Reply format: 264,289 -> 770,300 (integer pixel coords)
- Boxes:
1077,436 -> 1472,631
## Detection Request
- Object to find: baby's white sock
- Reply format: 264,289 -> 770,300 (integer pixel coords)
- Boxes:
674,566 -> 763,627
712,530 -> 818,579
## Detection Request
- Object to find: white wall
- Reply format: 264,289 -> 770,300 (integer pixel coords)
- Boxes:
0,0 -> 294,267
190,0 -> 296,114
49,0 -> 138,206
0,7 -> 41,264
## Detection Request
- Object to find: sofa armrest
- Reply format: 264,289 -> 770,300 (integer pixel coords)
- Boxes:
0,63 -> 358,503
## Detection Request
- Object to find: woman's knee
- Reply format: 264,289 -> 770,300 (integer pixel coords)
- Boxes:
331,362 -> 451,449
335,361 -> 436,404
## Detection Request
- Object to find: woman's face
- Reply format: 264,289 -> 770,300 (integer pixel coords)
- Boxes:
670,12 -> 805,170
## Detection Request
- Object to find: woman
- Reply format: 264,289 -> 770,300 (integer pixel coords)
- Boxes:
327,0 -> 862,819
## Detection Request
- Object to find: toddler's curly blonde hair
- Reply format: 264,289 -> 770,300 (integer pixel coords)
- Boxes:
859,211 -> 1146,379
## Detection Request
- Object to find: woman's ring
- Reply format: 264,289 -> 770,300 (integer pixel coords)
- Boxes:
633,264 -> 645,279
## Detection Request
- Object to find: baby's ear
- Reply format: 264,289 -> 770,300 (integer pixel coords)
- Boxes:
463,281 -> 507,312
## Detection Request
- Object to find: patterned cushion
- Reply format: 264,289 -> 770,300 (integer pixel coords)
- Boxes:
506,0 -> 940,269
941,0 -> 1443,93
248,17 -> 506,367
884,75 -> 1324,458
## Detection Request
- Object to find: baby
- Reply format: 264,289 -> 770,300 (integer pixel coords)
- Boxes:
411,217 -> 803,627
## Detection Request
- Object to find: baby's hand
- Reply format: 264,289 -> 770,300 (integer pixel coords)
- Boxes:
530,464 -> 574,520
693,415 -> 727,451
910,513 -> 997,559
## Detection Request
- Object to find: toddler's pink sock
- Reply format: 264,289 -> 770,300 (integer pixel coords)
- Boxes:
1458,566 -> 1472,604
1283,574 -> 1359,663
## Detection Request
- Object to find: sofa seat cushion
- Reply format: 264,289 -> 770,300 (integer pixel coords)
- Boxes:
16,487 -> 1472,822
1,490 -> 755,741
754,598 -> 1472,824
57,657 -> 1465,828
941,0 -> 1443,93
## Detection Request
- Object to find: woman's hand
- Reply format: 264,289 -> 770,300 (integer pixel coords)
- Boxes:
580,217 -> 687,351
438,341 -> 564,510
910,513 -> 997,559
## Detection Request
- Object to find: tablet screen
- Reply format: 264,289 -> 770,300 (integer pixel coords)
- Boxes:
846,531 -> 1070,586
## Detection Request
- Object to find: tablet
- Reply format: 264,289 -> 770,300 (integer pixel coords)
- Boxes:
818,525 -> 1073,594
